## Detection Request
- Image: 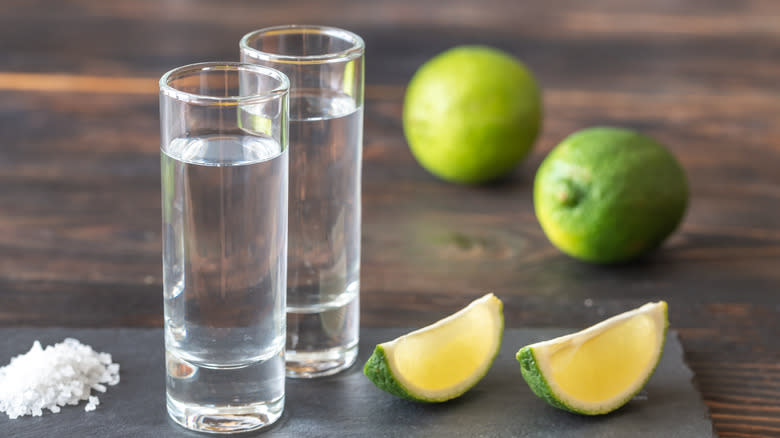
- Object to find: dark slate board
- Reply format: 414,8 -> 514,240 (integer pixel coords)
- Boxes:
0,328 -> 715,437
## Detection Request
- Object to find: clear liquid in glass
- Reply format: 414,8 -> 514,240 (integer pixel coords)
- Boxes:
286,92 -> 362,377
162,133 -> 287,432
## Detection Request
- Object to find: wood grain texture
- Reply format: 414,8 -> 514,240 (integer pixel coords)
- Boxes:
0,0 -> 778,435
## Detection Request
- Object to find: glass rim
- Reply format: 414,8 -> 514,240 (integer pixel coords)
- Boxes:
159,62 -> 290,105
240,25 -> 365,64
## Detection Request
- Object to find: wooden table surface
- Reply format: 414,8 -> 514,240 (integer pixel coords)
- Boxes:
1,1 -> 778,436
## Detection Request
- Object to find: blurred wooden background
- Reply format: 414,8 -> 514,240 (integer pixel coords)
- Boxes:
0,1 -> 779,436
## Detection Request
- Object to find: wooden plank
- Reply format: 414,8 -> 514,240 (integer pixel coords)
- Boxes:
0,73 -> 156,94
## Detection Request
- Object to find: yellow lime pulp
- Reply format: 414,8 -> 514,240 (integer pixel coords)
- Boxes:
390,300 -> 497,391
549,314 -> 658,403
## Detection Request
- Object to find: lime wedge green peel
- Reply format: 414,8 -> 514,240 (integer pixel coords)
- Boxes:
517,301 -> 668,415
363,293 -> 504,402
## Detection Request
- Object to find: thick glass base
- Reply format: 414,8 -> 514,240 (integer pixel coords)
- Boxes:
286,342 -> 358,378
167,394 -> 284,434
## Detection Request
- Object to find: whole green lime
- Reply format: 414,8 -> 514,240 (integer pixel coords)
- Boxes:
403,46 -> 542,184
534,127 -> 688,263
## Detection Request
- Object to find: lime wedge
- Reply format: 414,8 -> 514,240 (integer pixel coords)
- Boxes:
517,301 -> 668,415
363,293 -> 504,402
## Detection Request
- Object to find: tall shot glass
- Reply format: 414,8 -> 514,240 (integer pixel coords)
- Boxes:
241,26 -> 364,378
159,62 -> 289,433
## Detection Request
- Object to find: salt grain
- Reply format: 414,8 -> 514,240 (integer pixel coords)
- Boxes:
0,338 -> 120,419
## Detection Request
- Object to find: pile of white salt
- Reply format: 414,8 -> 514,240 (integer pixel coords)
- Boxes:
0,338 -> 120,419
